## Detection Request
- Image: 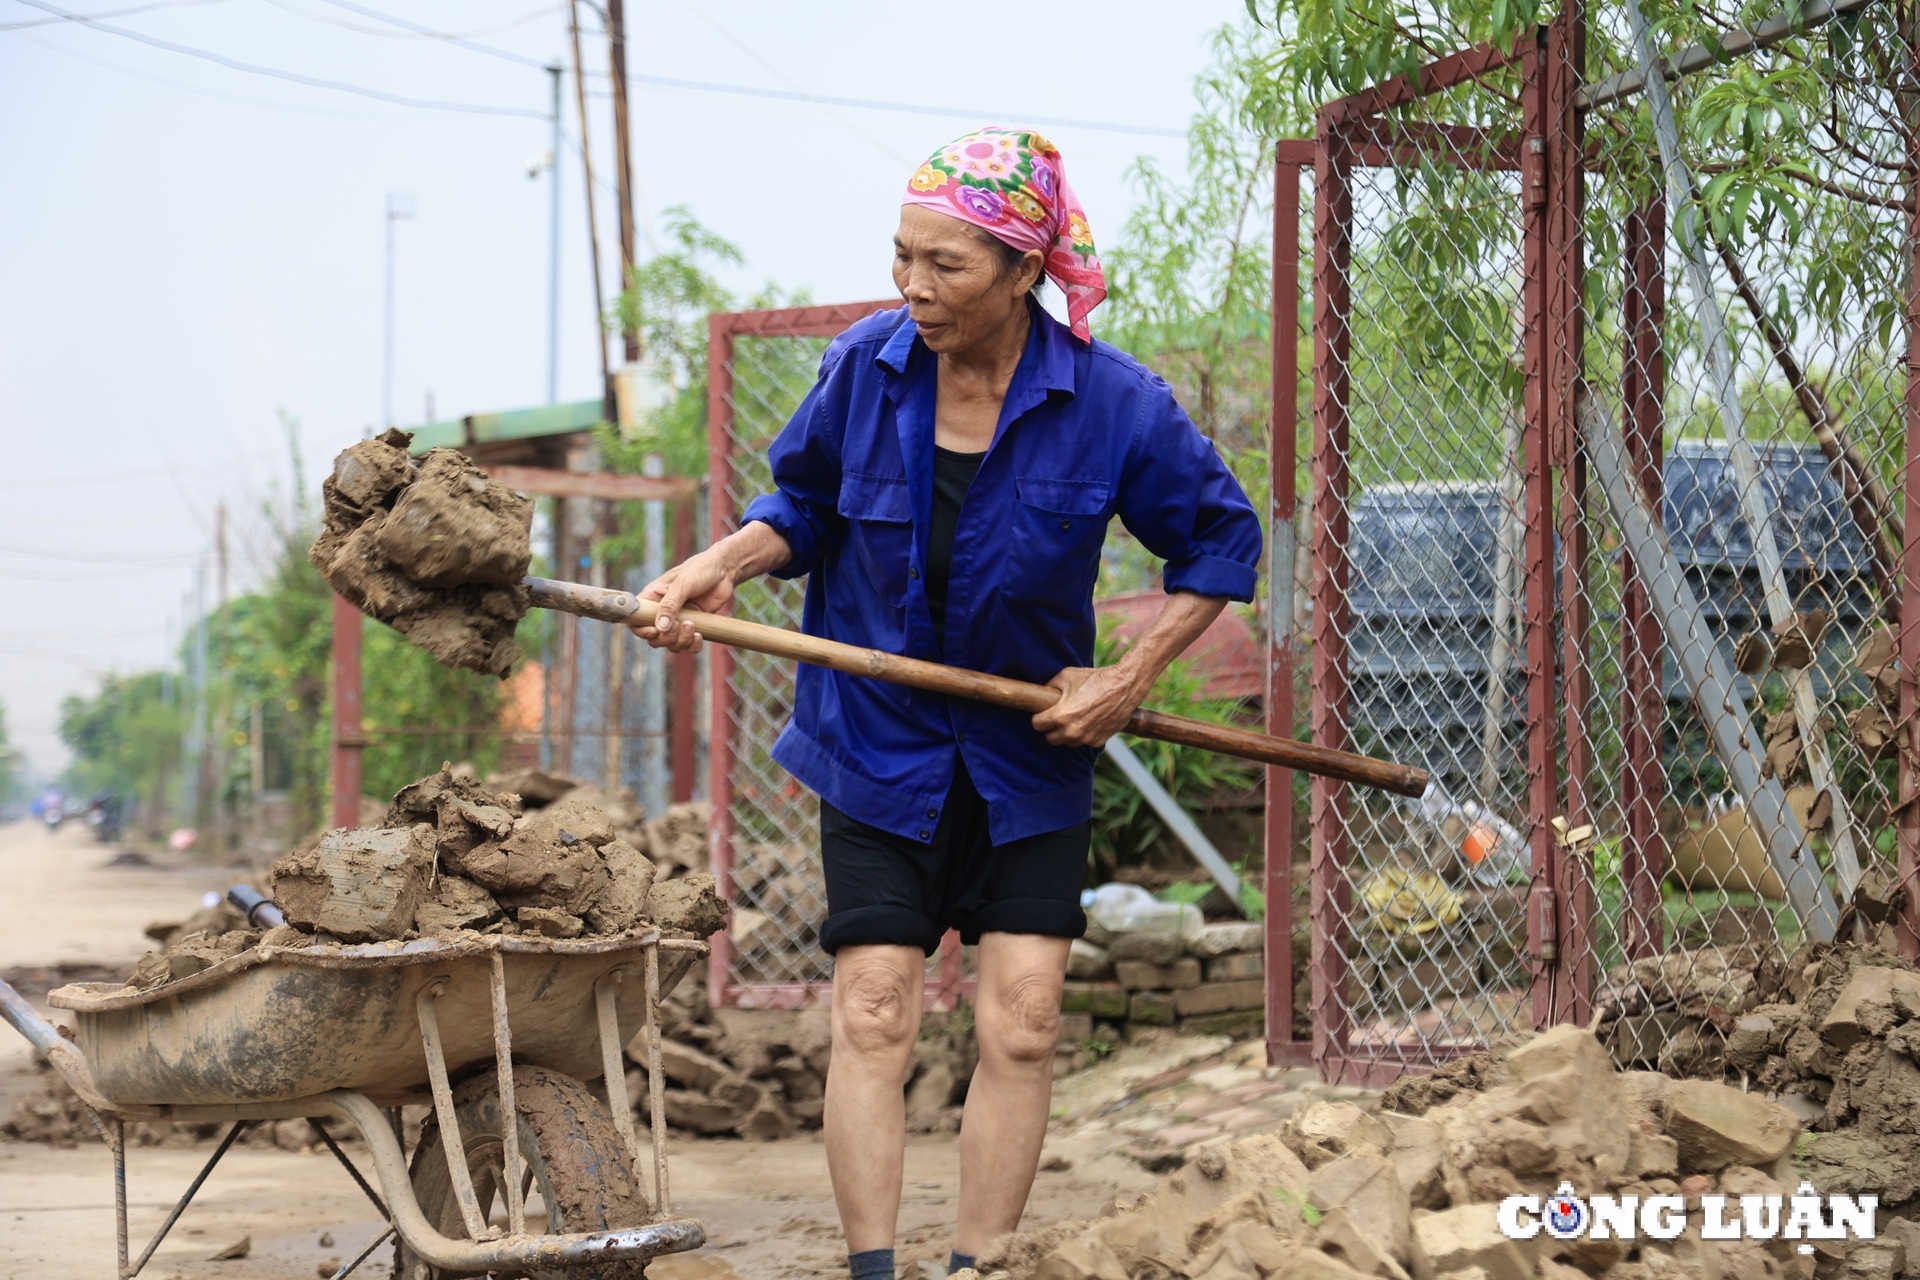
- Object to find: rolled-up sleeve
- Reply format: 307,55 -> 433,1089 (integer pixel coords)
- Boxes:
740,347 -> 851,580
1114,379 -> 1262,602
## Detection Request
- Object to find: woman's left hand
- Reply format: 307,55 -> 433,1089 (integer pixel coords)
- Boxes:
1032,665 -> 1146,748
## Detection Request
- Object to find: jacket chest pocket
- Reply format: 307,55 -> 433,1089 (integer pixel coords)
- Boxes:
1005,476 -> 1111,604
837,471 -> 914,608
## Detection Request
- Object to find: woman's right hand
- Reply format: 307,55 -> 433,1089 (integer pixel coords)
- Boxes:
632,550 -> 737,653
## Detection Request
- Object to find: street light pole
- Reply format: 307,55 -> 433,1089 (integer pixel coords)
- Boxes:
547,64 -> 563,405
382,191 -> 415,431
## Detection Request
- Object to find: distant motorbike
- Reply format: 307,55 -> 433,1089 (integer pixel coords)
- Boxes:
38,788 -> 66,832
86,795 -> 123,844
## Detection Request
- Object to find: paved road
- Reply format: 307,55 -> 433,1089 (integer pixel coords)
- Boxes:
0,817 -> 228,972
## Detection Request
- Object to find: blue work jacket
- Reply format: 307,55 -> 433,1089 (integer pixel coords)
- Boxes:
741,304 -> 1261,846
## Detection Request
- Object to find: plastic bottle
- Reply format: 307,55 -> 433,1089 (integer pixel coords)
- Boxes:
1079,883 -> 1204,938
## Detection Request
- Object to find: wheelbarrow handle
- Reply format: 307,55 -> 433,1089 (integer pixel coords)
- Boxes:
0,977 -> 116,1114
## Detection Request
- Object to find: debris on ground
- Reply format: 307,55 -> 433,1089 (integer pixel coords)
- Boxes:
980,1022 -> 1851,1279
307,430 -> 532,677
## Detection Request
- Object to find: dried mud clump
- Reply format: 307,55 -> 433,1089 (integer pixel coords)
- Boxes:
983,1024 -> 1868,1280
308,430 -> 532,677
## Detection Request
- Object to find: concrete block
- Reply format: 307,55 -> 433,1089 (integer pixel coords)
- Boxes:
1176,979 -> 1266,1016
1115,957 -> 1202,990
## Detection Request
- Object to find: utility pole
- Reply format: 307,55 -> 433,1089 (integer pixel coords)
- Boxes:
606,0 -> 640,364
382,191 -> 416,430
547,64 -> 563,404
207,504 -> 228,848
566,1 -> 611,407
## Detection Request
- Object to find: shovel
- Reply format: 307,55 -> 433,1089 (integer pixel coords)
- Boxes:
525,576 -> 1430,798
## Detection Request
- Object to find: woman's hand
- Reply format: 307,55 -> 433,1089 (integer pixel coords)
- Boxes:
631,550 -> 737,654
1032,665 -> 1148,748
632,522 -> 794,653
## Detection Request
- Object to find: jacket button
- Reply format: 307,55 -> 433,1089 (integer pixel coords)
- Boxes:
909,566 -> 920,579
918,829 -> 931,841
1059,518 -> 1071,530
927,807 -> 938,819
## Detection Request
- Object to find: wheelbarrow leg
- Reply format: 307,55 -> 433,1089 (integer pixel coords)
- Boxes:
326,1224 -> 396,1279
487,952 -> 525,1237
119,1121 -> 250,1278
307,1119 -> 390,1220
112,1118 -> 127,1278
414,982 -> 493,1241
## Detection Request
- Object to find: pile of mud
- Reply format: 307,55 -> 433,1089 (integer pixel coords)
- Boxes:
120,764 -> 723,990
2,769 -> 950,1149
981,1023 -> 1904,1280
1594,937 -> 1920,1214
308,430 -> 532,677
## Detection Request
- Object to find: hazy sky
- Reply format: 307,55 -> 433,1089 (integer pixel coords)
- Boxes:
0,0 -> 1244,776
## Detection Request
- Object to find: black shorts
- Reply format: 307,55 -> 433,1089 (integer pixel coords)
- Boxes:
817,759 -> 1089,954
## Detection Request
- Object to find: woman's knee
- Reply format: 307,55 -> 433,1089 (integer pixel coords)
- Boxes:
833,956 -> 920,1058
979,972 -> 1063,1067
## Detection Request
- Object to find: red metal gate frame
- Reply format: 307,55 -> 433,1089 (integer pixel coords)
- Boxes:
703,300 -> 977,1011
1278,22 -> 1598,1086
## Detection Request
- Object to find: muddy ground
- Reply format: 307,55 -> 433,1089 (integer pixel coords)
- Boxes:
0,818 -> 1180,1280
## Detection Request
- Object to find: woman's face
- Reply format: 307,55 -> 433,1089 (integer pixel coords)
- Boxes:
892,205 -> 1043,355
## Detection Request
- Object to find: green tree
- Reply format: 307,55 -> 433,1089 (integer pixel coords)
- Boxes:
59,672 -> 184,831
0,698 -> 19,808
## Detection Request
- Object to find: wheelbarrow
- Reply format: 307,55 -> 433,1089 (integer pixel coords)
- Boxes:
0,908 -> 709,1278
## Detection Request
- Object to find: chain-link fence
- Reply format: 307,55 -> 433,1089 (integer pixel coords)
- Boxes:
1284,3 -> 1920,1085
706,302 -> 973,1009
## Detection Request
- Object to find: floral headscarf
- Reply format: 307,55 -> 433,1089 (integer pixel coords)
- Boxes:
903,128 -> 1107,343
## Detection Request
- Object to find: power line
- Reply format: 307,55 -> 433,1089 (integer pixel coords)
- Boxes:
9,27 -> 410,117
306,0 -> 1184,139
0,544 -> 202,565
619,71 -> 1187,138
675,0 -> 909,166
300,0 -> 555,68
256,0 -> 558,42
0,0 -> 223,31
11,0 -> 550,117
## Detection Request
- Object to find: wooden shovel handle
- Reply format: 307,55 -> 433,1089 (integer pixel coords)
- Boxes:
524,576 -> 1430,799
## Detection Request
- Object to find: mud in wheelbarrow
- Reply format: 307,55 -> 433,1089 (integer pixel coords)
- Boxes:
0,927 -> 709,1278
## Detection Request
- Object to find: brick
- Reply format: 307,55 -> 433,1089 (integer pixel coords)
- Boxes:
1115,957 -> 1202,990
1057,1013 -> 1095,1047
1109,931 -> 1187,965
1128,991 -> 1176,1025
1189,921 -> 1264,957
1205,952 -> 1265,982
1179,1009 -> 1265,1038
1060,981 -> 1129,1018
1175,979 -> 1266,1016
1066,938 -> 1111,980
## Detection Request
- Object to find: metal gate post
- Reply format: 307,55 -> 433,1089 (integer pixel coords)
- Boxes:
1545,7 -> 1594,1024
1309,114 -> 1356,1073
1899,115 -> 1920,960
706,314 -> 739,1007
329,594 -> 365,830
1267,146 -> 1314,1067
1519,34 -> 1564,1030
1620,196 -> 1668,961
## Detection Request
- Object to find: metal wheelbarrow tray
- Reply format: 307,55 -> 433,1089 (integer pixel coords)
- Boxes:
0,926 -> 709,1278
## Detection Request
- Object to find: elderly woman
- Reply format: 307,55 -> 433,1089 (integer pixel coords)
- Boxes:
636,129 -> 1260,1278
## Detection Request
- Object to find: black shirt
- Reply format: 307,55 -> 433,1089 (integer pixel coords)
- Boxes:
928,445 -> 986,641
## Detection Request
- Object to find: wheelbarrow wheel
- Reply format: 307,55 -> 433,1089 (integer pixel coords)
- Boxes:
396,1064 -> 652,1279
